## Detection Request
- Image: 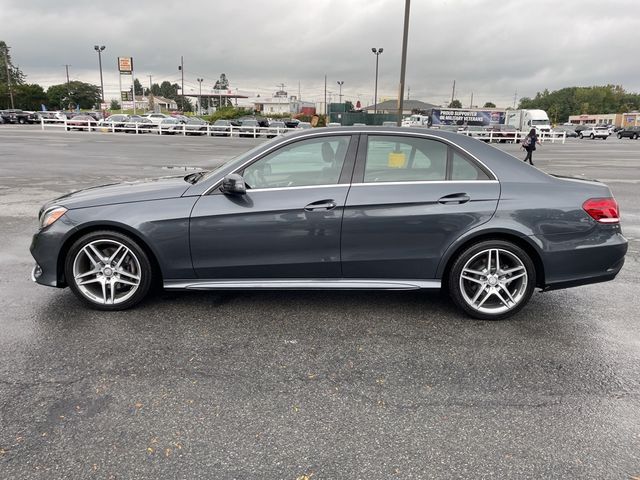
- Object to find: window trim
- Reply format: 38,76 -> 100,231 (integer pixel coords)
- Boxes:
209,133 -> 359,195
352,133 -> 496,184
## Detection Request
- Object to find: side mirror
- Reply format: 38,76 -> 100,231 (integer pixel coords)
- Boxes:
220,173 -> 246,195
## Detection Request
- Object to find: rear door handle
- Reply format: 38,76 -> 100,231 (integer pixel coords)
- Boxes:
438,193 -> 470,205
304,199 -> 337,211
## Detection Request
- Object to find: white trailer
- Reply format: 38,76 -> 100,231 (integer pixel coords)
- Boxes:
505,109 -> 551,133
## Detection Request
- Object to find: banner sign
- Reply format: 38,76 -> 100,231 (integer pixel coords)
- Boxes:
118,57 -> 133,74
430,109 -> 505,126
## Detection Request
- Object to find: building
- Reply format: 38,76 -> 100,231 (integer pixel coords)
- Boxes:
121,95 -> 178,111
253,90 -> 315,115
621,112 -> 640,127
363,99 -> 439,115
568,113 -> 622,126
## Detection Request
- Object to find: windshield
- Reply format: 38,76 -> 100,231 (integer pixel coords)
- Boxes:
531,119 -> 549,126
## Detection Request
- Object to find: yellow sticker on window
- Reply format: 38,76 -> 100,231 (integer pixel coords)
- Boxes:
387,151 -> 406,168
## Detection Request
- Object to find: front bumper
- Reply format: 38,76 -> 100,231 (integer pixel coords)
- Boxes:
30,216 -> 77,288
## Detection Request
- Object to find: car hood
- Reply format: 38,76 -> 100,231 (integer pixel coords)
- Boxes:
45,176 -> 192,210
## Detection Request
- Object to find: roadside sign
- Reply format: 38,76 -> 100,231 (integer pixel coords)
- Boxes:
121,90 -> 133,101
118,57 -> 133,74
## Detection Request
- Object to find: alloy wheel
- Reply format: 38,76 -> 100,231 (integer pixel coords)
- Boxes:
72,239 -> 142,305
458,248 -> 528,316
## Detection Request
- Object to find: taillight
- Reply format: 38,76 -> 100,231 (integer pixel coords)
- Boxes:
582,198 -> 620,224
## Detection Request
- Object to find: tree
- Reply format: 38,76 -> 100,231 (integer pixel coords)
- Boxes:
150,83 -> 161,96
0,41 -> 26,86
177,96 -> 193,112
483,101 -> 496,108
133,78 -> 144,96
449,99 -> 462,108
214,73 -> 229,90
159,81 -> 179,99
46,81 -> 101,109
345,100 -> 355,112
110,99 -> 121,110
14,83 -> 47,110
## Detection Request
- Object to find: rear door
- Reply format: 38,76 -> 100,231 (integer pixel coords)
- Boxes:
341,133 -> 500,279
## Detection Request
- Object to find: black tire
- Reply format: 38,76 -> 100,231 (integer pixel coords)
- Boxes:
590,133 -> 594,139
579,133 -> 584,139
448,240 -> 536,320
18,117 -> 26,124
618,133 -> 622,139
64,230 -> 153,311
634,134 -> 639,140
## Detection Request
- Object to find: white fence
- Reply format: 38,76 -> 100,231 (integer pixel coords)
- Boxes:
39,118 -> 296,138
38,118 -> 567,143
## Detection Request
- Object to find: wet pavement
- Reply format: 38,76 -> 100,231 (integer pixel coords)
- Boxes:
1,128 -> 639,479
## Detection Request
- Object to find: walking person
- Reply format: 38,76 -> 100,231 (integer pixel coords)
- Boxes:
522,128 -> 541,165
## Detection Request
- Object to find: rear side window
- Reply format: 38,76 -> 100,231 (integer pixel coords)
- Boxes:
363,135 -> 491,182
364,136 -> 447,182
451,151 -> 490,180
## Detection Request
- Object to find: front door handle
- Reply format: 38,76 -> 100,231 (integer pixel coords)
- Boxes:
304,199 -> 337,211
438,193 -> 470,205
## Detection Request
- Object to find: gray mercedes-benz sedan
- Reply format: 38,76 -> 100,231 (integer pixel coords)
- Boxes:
31,127 -> 627,320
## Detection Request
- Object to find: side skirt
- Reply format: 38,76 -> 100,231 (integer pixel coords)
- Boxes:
163,279 -> 441,291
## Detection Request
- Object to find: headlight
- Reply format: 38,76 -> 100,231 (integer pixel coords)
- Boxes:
40,206 -> 67,229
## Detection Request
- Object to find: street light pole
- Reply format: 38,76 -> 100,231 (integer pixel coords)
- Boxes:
337,81 -> 344,104
94,45 -> 106,104
197,78 -> 203,115
396,0 -> 411,126
371,48 -> 383,115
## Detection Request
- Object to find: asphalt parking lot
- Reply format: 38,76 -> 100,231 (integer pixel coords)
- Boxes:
1,127 -> 639,479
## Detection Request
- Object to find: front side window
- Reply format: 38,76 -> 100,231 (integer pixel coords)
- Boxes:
364,136 -> 447,182
243,136 -> 350,189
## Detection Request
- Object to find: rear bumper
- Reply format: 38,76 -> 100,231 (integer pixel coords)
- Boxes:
538,230 -> 627,290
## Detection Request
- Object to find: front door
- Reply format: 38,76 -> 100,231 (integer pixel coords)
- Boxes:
190,134 -> 357,279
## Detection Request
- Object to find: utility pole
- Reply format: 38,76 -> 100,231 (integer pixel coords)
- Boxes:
470,92 -> 473,108
148,75 -> 152,91
513,90 -> 518,109
396,0 -> 411,126
178,56 -> 184,111
64,64 -> 71,109
451,80 -> 456,105
324,74 -> 327,116
197,78 -> 203,115
372,48 -> 383,115
4,49 -> 15,109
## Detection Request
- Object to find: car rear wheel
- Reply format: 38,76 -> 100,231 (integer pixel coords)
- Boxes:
634,134 -> 639,140
590,133 -> 595,139
448,240 -> 536,320
618,133 -> 622,139
65,231 -> 152,310
579,133 -> 584,139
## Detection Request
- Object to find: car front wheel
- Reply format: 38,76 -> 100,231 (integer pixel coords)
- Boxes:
448,240 -> 536,320
579,133 -> 584,139
64,230 -> 153,310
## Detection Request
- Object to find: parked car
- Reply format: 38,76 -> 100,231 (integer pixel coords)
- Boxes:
574,125 -> 589,134
33,112 -> 60,123
143,113 -> 171,125
296,121 -> 312,129
122,116 -> 154,133
381,121 -> 397,127
157,117 -> 183,134
30,127 -> 627,320
485,124 -> 517,143
183,117 -> 209,135
0,109 -> 37,124
98,114 -> 130,130
211,119 -> 233,136
552,126 -> 578,138
578,126 -> 609,139
239,119 -> 261,137
327,122 -> 342,127
266,120 -> 287,138
66,114 -> 98,131
617,126 -> 639,139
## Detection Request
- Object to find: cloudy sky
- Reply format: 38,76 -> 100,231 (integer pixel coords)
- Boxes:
2,0 -> 638,108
